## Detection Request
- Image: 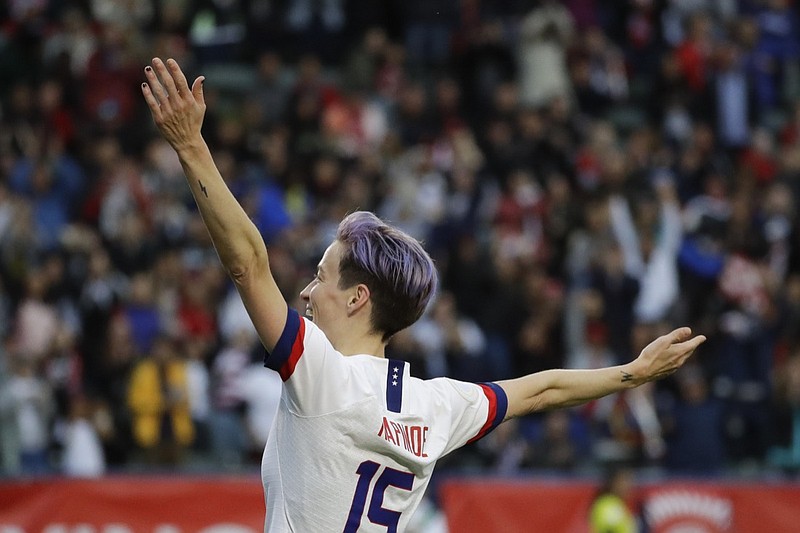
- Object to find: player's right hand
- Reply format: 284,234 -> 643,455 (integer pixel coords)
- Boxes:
141,57 -> 206,152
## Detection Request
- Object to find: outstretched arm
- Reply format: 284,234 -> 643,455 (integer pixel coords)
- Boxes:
141,57 -> 287,350
498,327 -> 706,419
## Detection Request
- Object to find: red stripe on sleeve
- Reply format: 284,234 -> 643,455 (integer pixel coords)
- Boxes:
467,383 -> 498,444
278,317 -> 306,381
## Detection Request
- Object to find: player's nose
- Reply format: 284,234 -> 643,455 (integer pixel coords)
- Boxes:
299,282 -> 311,300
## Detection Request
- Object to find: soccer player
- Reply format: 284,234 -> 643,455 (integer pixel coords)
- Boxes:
141,58 -> 706,532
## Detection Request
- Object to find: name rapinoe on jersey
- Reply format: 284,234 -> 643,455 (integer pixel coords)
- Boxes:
377,417 -> 429,458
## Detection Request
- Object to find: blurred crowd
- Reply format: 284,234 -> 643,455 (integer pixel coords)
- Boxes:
1,0 -> 800,482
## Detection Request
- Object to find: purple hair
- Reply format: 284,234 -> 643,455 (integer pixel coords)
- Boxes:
336,211 -> 438,341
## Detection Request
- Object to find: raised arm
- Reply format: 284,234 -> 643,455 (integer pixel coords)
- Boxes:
498,327 -> 706,419
608,195 -> 643,277
141,57 -> 287,350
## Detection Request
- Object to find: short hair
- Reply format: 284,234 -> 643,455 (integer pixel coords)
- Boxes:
336,211 -> 438,341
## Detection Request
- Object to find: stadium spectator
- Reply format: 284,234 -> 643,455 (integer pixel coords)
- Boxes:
768,350 -> 800,470
120,271 -> 161,356
184,333 -> 211,455
92,314 -> 137,467
0,357 -> 54,476
750,0 -> 800,113
401,0 -> 459,71
709,40 -> 757,150
527,410 -> 584,472
609,178 -> 683,325
585,246 -> 640,363
410,290 -> 487,381
661,364 -> 727,474
517,0 -> 575,109
247,51 -> 292,128
57,394 -> 106,477
208,327 -> 256,468
476,417 -> 534,475
570,26 -> 630,118
284,0 -> 346,62
238,358 -> 282,461
41,7 -> 98,79
127,335 -> 194,465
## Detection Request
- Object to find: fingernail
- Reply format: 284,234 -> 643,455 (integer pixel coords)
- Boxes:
142,82 -> 147,88
145,66 -> 152,72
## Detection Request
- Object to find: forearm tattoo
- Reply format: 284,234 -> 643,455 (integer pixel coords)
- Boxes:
620,371 -> 634,383
198,180 -> 209,198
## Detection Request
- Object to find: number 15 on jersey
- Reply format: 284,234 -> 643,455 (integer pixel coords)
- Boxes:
343,461 -> 414,532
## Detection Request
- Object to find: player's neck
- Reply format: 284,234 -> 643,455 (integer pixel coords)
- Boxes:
331,329 -> 386,358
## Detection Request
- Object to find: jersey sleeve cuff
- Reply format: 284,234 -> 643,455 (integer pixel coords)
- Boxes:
467,382 -> 509,444
264,307 -> 306,381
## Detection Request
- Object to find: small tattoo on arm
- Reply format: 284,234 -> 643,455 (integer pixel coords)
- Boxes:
620,371 -> 634,383
198,180 -> 208,198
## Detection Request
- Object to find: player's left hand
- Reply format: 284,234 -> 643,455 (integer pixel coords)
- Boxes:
141,57 -> 206,152
630,327 -> 706,385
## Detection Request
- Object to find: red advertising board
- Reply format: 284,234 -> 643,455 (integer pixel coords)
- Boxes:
0,477 -> 265,533
2,477 -> 799,532
440,480 -> 597,533
440,479 -> 800,533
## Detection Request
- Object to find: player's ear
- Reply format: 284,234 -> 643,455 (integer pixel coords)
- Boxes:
347,284 -> 371,316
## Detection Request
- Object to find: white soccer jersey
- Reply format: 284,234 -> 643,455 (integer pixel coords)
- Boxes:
261,308 -> 507,532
